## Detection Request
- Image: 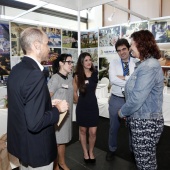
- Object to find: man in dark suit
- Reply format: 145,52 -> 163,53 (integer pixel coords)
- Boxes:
7,27 -> 68,170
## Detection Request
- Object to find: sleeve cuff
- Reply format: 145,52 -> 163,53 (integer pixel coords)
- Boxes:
119,110 -> 125,118
125,75 -> 130,81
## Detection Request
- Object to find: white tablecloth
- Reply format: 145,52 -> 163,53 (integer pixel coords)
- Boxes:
0,109 -> 8,137
162,93 -> 170,126
0,86 -> 7,107
97,93 -> 170,126
96,84 -> 108,98
0,109 -> 19,169
97,98 -> 109,118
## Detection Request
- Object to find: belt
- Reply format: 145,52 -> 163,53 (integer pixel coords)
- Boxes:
111,94 -> 125,98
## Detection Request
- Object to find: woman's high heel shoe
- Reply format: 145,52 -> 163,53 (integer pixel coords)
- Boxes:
84,158 -> 90,163
58,163 -> 71,170
88,151 -> 96,163
58,163 -> 64,170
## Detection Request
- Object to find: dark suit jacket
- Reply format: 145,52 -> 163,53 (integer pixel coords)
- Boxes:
7,57 -> 59,167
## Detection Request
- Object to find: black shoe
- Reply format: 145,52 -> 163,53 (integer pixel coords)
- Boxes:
106,151 -> 115,161
130,152 -> 135,162
58,163 -> 71,170
58,163 -> 64,170
84,158 -> 90,163
88,151 -> 96,164
89,158 -> 96,163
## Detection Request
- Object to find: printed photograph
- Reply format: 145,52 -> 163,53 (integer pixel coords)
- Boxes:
0,23 -> 11,76
81,48 -> 98,68
41,48 -> 61,65
62,30 -> 78,48
39,26 -> 61,47
99,26 -> 120,47
121,21 -> 148,42
62,48 -> 78,64
11,22 -> 36,57
150,19 -> 170,43
99,57 -> 109,80
81,30 -> 98,48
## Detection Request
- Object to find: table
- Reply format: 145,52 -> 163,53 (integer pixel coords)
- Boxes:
0,109 -> 8,137
96,84 -> 108,98
0,86 -> 7,107
163,89 -> 170,126
97,97 -> 109,118
0,109 -> 19,169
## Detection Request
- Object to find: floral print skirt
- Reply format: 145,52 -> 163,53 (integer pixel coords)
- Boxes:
128,117 -> 164,170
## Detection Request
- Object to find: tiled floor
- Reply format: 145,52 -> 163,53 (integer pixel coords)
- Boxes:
14,141 -> 137,170
64,141 -> 137,170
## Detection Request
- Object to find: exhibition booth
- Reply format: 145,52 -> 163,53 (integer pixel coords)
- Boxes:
0,0 -> 170,168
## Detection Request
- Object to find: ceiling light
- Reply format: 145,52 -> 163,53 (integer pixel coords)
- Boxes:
108,7 -> 116,21
108,13 -> 114,21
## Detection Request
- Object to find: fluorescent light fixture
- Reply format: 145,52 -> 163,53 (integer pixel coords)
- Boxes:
14,0 -> 87,18
0,15 -> 68,29
11,2 -> 48,20
14,0 -> 45,6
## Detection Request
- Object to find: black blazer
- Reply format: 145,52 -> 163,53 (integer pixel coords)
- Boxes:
7,57 -> 59,167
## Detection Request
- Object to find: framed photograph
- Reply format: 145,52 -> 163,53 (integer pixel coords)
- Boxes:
0,23 -> 11,75
121,21 -> 148,42
39,26 -> 61,47
149,18 -> 170,43
81,30 -> 98,48
62,30 -> 78,48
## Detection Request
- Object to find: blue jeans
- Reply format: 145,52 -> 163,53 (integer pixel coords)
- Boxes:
108,94 -> 132,152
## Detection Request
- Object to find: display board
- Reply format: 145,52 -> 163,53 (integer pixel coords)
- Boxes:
0,16 -> 169,80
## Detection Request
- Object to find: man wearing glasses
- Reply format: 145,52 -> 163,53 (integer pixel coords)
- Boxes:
106,38 -> 136,161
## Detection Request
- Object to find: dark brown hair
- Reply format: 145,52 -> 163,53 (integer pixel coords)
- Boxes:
115,38 -> 130,51
75,52 -> 95,94
52,53 -> 72,74
130,30 -> 161,60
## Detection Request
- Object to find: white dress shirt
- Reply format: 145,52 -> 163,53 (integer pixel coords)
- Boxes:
109,57 -> 136,97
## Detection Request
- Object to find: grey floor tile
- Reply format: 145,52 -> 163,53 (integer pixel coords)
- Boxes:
65,141 -> 137,170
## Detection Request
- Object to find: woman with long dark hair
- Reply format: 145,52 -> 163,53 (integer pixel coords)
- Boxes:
48,53 -> 74,170
73,52 -> 99,163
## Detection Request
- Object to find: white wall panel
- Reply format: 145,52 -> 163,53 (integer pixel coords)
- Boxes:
130,0 -> 159,21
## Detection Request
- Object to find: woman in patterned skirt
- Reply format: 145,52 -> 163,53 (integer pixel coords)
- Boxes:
118,30 -> 164,170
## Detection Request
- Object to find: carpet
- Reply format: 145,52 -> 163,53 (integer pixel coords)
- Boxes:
70,117 -> 170,170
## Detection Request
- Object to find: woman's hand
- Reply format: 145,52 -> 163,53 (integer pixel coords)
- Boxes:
118,109 -> 126,120
52,99 -> 61,106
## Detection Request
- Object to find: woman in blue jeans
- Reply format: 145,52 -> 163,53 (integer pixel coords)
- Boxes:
118,30 -> 164,170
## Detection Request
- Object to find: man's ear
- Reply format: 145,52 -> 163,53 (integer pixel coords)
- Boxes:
33,40 -> 41,50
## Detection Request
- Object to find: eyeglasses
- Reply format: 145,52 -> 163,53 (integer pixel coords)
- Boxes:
117,47 -> 128,53
64,61 -> 74,65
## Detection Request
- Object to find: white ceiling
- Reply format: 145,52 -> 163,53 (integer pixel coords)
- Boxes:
41,0 -> 113,11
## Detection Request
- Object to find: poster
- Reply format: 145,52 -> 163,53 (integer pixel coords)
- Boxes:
41,48 -> 61,65
0,23 -> 11,76
150,19 -> 170,43
81,48 -> 98,68
62,30 -> 78,48
99,26 -> 120,56
121,21 -> 148,42
81,30 -> 98,48
62,48 -> 78,63
39,26 -> 61,47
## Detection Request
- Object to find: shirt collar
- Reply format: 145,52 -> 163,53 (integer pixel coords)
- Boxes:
26,56 -> 44,71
